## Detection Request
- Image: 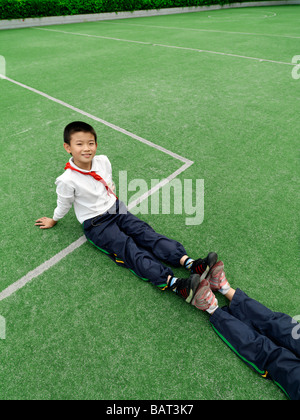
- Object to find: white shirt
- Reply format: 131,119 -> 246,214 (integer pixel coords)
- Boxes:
53,156 -> 116,224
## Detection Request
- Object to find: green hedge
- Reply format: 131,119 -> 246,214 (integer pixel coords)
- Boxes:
0,0 -> 277,20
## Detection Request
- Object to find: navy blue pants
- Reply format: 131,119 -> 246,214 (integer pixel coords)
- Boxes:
210,289 -> 300,400
83,200 -> 187,288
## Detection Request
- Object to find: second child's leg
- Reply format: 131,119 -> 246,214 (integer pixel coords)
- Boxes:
228,288 -> 300,359
207,261 -> 300,358
210,307 -> 300,400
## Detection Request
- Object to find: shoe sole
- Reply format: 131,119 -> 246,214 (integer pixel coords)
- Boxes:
199,252 -> 218,281
191,279 -> 210,308
207,261 -> 225,291
186,274 -> 201,304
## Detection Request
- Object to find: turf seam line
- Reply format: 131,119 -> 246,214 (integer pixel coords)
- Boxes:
33,27 -> 295,66
0,77 -> 193,301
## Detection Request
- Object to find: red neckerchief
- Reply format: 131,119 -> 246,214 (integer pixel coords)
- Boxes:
65,162 -> 117,199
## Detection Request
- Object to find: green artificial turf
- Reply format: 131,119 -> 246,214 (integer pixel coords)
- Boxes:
0,5 -> 299,400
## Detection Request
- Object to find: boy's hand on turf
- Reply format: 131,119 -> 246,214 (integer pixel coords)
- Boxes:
35,217 -> 57,229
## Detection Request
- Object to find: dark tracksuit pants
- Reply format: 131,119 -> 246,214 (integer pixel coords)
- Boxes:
83,200 -> 187,289
210,288 -> 300,400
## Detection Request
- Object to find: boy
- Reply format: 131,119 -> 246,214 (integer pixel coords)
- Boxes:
35,121 -> 217,304
193,261 -> 300,400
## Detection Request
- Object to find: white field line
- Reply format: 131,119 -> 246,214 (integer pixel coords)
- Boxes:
4,76 -> 192,165
34,27 -> 294,66
99,20 -> 300,40
128,160 -> 193,209
0,77 -> 193,301
0,236 -> 87,301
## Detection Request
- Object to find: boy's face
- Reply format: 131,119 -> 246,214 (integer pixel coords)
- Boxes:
64,131 -> 97,170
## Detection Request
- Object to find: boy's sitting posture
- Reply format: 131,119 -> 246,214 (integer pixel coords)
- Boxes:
35,121 -> 217,304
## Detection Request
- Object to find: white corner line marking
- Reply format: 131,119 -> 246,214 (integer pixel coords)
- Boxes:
0,77 -> 193,301
33,27 -> 294,66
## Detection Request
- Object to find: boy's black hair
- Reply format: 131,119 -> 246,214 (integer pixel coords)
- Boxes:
64,121 -> 97,145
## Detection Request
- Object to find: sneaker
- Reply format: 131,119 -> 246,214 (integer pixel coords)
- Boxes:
169,274 -> 201,304
191,279 -> 218,314
190,252 -> 218,280
191,279 -> 218,313
207,260 -> 231,295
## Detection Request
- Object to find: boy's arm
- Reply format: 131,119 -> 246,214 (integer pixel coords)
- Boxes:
35,179 -> 75,229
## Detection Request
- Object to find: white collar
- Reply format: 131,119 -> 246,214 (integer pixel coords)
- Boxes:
69,157 -> 96,172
